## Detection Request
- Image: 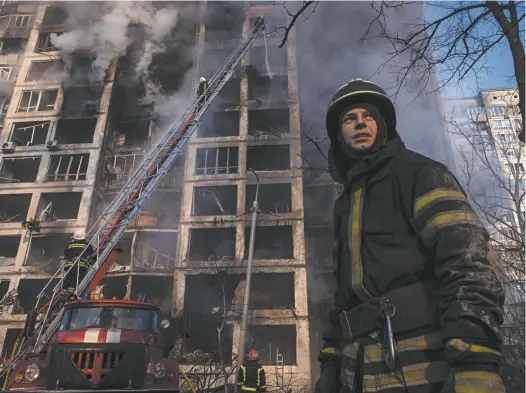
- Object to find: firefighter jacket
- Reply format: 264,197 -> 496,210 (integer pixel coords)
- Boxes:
237,360 -> 266,392
64,239 -> 95,269
322,135 -> 505,389
197,81 -> 208,96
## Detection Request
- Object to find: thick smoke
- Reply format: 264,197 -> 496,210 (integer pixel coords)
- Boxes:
50,1 -> 196,114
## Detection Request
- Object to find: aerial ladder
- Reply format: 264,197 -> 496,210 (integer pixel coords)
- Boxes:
4,16 -> 267,368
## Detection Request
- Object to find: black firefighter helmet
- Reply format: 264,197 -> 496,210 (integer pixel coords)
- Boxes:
325,78 -> 397,142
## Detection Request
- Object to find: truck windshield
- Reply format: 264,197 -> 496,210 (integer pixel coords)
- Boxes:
59,307 -> 158,333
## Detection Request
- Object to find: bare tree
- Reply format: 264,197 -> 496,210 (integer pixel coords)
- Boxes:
445,94 -> 525,392
270,366 -> 310,393
277,1 -> 525,142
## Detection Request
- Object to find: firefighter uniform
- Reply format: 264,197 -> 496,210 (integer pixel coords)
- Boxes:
197,77 -> 209,110
63,239 -> 94,294
316,79 -> 506,393
237,359 -> 266,392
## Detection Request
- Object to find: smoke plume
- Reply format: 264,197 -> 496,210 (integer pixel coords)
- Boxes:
50,1 -> 196,114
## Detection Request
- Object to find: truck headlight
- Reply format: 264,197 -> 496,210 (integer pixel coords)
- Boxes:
24,364 -> 40,382
152,363 -> 167,380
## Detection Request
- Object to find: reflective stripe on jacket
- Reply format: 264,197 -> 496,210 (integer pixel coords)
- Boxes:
237,360 -> 265,391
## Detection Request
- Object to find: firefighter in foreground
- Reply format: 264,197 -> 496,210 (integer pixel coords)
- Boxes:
315,79 -> 506,393
63,230 -> 95,295
237,349 -> 266,393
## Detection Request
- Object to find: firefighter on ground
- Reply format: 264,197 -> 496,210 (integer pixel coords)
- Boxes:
315,79 -> 506,393
63,229 -> 95,295
237,349 -> 266,393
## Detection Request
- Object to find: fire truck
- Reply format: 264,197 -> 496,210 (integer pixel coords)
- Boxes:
0,16 -> 266,393
5,297 -> 180,392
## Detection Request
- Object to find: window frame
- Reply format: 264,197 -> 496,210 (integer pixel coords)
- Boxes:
17,89 -> 58,113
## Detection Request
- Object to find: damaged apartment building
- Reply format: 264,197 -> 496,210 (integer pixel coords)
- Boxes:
0,0 -> 314,387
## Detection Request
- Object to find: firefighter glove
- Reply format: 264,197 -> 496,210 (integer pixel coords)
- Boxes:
315,347 -> 341,393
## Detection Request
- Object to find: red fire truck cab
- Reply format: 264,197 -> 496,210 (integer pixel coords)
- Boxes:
6,297 -> 179,392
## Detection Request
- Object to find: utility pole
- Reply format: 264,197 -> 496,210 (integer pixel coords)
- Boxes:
235,171 -> 259,391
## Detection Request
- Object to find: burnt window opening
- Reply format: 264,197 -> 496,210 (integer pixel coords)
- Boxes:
41,6 -> 68,26
0,280 -> 9,303
179,312 -> 234,364
198,111 -> 239,138
55,118 -> 96,144
0,38 -> 24,54
26,60 -> 63,82
0,156 -> 41,183
193,185 -> 237,216
201,48 -> 238,78
250,45 -> 287,75
103,154 -> 144,190
195,147 -> 238,175
112,119 -> 150,149
133,232 -> 177,273
1,329 -> 23,362
17,90 -> 58,113
250,273 -> 294,309
98,276 -> 128,301
139,191 -> 182,227
130,276 -> 173,310
305,227 -> 333,270
0,66 -> 14,82
14,279 -> 58,314
249,325 -> 296,365
248,109 -> 289,137
35,32 -> 59,52
185,273 -> 242,315
245,225 -> 293,260
0,194 -> 31,222
188,227 -> 236,261
216,78 -> 240,108
61,85 -> 103,116
0,235 -> 20,258
26,233 -> 72,274
248,74 -> 288,103
204,2 -> 244,43
110,233 -> 133,271
247,145 -> 290,171
245,183 -> 291,214
304,186 -> 335,224
10,121 -> 50,146
37,192 -> 82,221
45,154 -> 90,182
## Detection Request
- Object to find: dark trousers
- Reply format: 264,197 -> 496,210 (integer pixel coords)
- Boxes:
63,264 -> 88,294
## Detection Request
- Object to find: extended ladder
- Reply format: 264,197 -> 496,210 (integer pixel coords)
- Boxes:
18,16 -> 267,358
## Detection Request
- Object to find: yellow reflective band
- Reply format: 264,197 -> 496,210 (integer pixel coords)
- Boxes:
447,339 -> 501,356
414,189 -> 466,215
241,387 -> 257,392
241,365 -> 246,384
363,361 -> 449,392
365,332 -> 443,363
455,371 -> 505,393
257,367 -> 261,387
68,244 -> 87,249
348,187 -> 372,301
421,211 -> 482,239
322,347 -> 341,356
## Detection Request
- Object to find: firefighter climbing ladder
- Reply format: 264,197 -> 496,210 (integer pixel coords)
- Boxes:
9,16 -> 267,361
